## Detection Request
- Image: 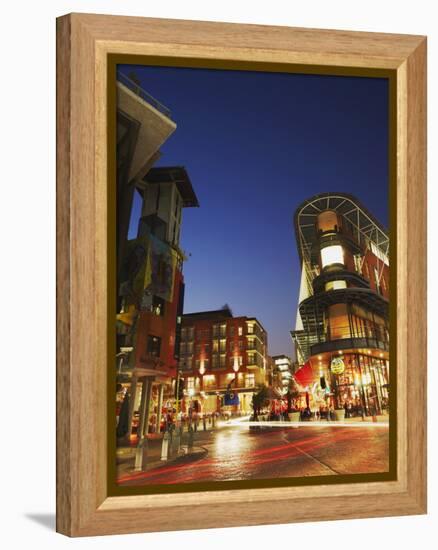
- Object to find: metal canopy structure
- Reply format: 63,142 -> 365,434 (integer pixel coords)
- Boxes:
294,192 -> 389,296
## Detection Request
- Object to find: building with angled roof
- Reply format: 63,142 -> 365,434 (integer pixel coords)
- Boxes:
115,73 -> 199,443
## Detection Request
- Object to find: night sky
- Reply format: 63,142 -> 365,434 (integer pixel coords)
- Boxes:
120,64 -> 389,359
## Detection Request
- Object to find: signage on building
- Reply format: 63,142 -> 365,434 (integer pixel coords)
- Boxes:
330,356 -> 345,375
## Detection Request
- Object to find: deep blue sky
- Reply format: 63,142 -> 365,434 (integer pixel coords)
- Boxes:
120,64 -> 389,358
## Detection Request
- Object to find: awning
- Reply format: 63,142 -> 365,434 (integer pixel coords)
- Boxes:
294,360 -> 316,388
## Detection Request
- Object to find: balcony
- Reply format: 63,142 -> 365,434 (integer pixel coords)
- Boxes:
310,324 -> 389,356
117,71 -> 172,119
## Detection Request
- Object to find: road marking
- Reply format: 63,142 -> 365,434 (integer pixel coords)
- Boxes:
281,432 -> 340,475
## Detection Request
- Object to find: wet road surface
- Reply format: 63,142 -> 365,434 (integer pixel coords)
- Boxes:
118,424 -> 389,486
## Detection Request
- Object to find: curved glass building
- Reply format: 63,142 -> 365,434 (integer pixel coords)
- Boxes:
291,193 -> 390,416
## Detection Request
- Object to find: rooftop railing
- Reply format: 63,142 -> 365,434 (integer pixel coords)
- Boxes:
117,71 -> 172,119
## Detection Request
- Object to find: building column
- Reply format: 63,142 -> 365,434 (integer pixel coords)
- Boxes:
138,377 -> 153,438
156,383 -> 164,433
127,374 -> 138,438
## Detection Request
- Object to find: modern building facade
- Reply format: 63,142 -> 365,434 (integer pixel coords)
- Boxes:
115,73 -> 199,441
178,308 -> 268,415
270,355 -> 294,395
291,193 -> 390,415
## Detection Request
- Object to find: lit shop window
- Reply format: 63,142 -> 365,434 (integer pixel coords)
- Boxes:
325,280 -> 347,291
321,245 -> 344,268
245,374 -> 255,387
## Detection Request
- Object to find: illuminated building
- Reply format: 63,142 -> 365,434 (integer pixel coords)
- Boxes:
178,308 -> 268,415
115,72 -> 199,440
271,355 -> 294,395
291,193 -> 390,415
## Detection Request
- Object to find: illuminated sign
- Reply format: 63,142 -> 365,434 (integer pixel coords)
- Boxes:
330,356 -> 345,375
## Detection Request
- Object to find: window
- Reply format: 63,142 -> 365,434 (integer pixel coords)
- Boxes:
220,324 -> 227,337
150,295 -> 165,316
325,280 -> 347,291
245,373 -> 255,387
219,339 -> 227,352
370,242 -> 389,266
238,326 -> 243,336
180,355 -> 193,369
212,354 -> 219,368
353,254 -> 362,274
321,245 -> 344,268
238,340 -> 243,350
248,352 -> 255,365
247,323 -> 254,334
230,355 -> 242,367
220,354 -> 226,367
212,324 -> 220,338
229,326 -> 235,337
187,327 -> 194,341
203,374 -> 216,389
197,328 -> 209,340
147,335 -> 161,357
186,377 -> 195,391
212,339 -> 219,353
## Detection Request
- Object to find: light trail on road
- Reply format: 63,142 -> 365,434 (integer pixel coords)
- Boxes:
118,424 -> 388,486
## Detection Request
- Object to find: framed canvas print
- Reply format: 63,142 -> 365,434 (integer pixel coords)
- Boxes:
56,13 -> 427,536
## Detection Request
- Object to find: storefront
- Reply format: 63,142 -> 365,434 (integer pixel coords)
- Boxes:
310,351 -> 389,415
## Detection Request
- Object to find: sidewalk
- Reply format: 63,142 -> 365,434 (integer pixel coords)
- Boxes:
116,428 -> 214,478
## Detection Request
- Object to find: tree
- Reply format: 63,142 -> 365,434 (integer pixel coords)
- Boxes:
285,379 -> 300,412
251,386 -> 269,420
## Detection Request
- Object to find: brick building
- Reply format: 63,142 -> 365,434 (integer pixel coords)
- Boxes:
177,308 -> 268,415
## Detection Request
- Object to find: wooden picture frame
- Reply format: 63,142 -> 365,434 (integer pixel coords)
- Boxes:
56,13 -> 427,537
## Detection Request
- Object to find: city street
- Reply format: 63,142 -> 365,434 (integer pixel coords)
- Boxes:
118,422 -> 389,486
